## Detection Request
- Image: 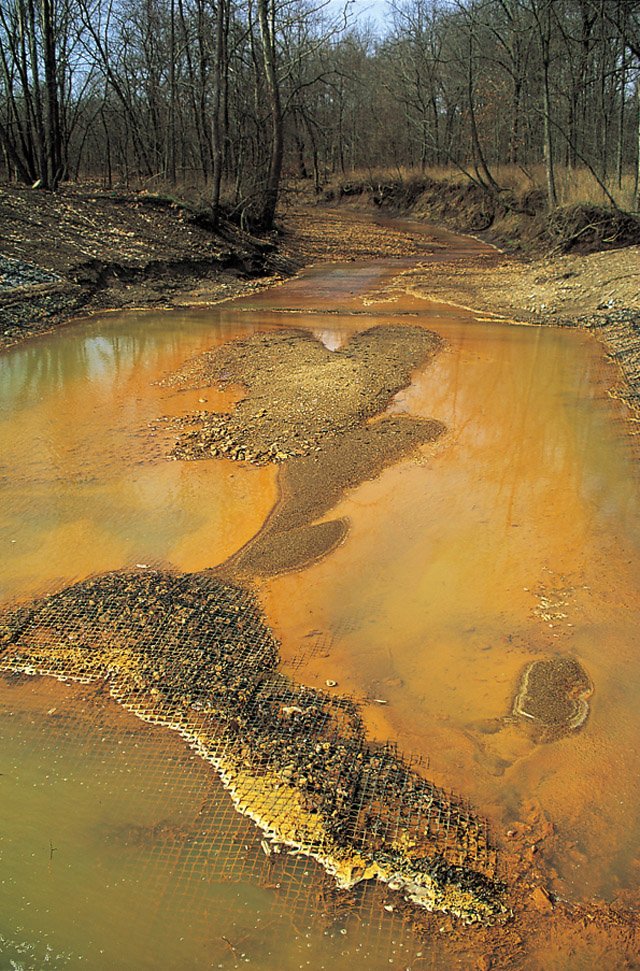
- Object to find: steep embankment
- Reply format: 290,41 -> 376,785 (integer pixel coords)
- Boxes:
0,185 -> 293,350
328,175 -> 640,255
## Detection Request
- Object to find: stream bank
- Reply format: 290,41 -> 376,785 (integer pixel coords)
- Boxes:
1,217 -> 640,968
2,182 -> 639,423
0,184 -> 294,350
311,172 -> 640,417
0,183 -> 454,351
283,199 -> 640,419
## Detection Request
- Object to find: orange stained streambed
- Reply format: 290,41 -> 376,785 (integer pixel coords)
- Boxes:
1,220 -> 640,970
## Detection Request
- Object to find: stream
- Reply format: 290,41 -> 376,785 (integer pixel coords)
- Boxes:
1,221 -> 639,970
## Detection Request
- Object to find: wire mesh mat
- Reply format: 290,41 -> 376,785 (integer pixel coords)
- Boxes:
2,675 -> 453,970
0,568 -> 505,935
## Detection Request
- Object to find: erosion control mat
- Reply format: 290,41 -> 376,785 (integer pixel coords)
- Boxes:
0,322 -> 504,926
0,569 -> 505,924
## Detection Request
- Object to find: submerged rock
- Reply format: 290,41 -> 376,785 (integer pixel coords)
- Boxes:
513,656 -> 593,742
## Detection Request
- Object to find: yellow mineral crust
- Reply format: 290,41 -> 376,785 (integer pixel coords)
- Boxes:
0,570 -> 506,924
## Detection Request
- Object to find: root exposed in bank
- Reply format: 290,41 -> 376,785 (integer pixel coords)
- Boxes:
0,569 -> 505,924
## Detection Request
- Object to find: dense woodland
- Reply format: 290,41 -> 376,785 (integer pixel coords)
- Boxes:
1,0 -> 639,227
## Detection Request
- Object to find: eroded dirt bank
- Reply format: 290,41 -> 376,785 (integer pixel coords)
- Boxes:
281,200 -> 640,418
0,184 -> 292,349
0,184 -> 449,351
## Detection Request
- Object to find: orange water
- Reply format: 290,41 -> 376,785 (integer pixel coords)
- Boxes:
1,228 -> 639,968
0,311 -> 278,602
261,312 -> 640,904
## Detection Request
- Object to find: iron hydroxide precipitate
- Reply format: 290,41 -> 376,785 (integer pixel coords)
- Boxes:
0,568 -> 506,923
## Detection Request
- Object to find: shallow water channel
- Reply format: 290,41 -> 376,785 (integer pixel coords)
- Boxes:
1,225 -> 640,969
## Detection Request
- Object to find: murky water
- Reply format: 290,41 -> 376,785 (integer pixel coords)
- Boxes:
263,314 -> 640,903
1,225 -> 639,968
0,313 -> 278,602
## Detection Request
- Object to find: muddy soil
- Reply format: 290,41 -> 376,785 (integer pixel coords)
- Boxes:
158,324 -> 444,575
379,244 -> 640,324
0,184 -> 291,349
279,202 -> 449,263
227,415 -> 444,577
512,656 -> 593,742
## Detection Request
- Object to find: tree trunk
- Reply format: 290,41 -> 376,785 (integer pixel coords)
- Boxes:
168,0 -> 177,184
617,34 -> 626,190
256,0 -> 283,229
542,62 -> 557,207
538,1 -> 557,209
0,120 -> 32,183
466,26 -> 498,191
211,0 -> 226,225
41,0 -> 63,188
636,81 -> 640,210
26,0 -> 48,185
509,78 -> 521,165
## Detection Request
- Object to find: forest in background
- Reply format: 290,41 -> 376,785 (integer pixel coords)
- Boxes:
1,0 -> 639,228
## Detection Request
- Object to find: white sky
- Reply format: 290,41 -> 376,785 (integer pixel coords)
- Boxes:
328,0 -> 390,34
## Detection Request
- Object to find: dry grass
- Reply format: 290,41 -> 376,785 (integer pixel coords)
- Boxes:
324,164 -> 639,212
81,163 -> 639,215
490,164 -> 638,211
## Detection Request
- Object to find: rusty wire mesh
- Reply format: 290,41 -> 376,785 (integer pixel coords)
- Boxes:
0,568 -> 504,927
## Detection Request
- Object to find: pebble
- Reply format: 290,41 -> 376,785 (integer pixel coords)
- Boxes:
530,886 -> 554,913
0,255 -> 59,291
